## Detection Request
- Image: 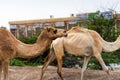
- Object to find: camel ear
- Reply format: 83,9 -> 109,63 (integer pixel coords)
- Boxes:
46,27 -> 51,32
43,27 -> 50,32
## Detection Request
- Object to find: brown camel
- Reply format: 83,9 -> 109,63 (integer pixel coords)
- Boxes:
0,27 -> 67,80
40,26 -> 120,80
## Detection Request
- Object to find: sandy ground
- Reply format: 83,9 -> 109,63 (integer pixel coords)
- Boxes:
2,66 -> 120,80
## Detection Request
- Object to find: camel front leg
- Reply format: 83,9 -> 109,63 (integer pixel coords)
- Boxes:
0,62 -> 2,80
2,60 -> 9,80
81,56 -> 91,80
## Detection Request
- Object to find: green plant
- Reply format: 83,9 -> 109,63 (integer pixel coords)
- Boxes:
86,16 -> 120,69
19,36 -> 38,44
73,15 -> 120,69
10,58 -> 25,66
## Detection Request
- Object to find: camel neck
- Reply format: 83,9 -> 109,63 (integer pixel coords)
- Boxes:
15,37 -> 52,58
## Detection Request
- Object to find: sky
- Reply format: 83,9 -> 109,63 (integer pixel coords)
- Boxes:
0,0 -> 120,29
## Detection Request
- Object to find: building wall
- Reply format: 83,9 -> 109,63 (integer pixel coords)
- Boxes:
9,17 -> 76,38
9,13 -> 120,38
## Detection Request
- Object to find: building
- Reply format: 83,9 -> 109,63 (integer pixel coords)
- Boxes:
9,12 -> 120,38
115,13 -> 120,29
9,16 -> 76,38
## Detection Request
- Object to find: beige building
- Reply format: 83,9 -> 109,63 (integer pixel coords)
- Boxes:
9,13 -> 120,38
9,17 -> 76,38
115,13 -> 120,29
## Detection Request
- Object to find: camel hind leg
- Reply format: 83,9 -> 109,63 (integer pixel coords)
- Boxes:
40,49 -> 56,80
57,55 -> 64,80
94,53 -> 109,74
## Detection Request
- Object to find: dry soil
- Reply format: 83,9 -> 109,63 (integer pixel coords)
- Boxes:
3,66 -> 120,80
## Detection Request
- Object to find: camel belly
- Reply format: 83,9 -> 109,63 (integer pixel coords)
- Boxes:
63,34 -> 93,56
64,44 -> 93,56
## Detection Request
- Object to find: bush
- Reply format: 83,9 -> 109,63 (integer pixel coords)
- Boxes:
19,36 -> 38,44
86,17 -> 120,69
10,58 -> 25,66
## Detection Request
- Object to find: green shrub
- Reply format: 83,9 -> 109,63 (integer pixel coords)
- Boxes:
10,58 -> 25,66
19,36 -> 38,44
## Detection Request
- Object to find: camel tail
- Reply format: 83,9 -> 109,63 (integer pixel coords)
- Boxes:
102,36 -> 120,52
89,30 -> 120,52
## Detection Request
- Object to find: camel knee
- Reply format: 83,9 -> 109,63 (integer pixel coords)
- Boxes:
94,53 -> 100,58
81,68 -> 86,74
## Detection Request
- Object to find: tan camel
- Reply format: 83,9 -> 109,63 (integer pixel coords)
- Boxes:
0,27 -> 67,80
40,26 -> 120,80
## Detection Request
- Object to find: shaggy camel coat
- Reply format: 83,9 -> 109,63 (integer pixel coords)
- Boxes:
0,27 -> 67,80
40,27 -> 120,80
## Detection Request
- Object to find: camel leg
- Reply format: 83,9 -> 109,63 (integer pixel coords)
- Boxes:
2,60 -> 9,80
94,53 -> 109,74
57,56 -> 64,80
81,56 -> 91,80
40,51 -> 55,80
0,61 -> 2,80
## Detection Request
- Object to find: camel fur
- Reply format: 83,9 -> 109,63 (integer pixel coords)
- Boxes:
40,26 -> 120,80
0,27 -> 67,80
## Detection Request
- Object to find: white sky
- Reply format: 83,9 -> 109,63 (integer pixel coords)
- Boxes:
0,0 -> 120,29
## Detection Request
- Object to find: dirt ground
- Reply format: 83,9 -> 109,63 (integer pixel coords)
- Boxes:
3,66 -> 120,80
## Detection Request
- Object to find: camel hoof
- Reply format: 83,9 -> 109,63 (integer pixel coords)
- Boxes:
105,70 -> 110,75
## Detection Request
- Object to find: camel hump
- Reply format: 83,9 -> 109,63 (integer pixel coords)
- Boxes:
0,28 -> 11,37
68,26 -> 88,33
0,28 -> 16,47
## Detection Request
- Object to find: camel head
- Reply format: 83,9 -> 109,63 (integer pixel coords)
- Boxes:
44,27 -> 67,40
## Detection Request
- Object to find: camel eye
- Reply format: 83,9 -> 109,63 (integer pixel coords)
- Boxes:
63,30 -> 66,33
53,30 -> 57,34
